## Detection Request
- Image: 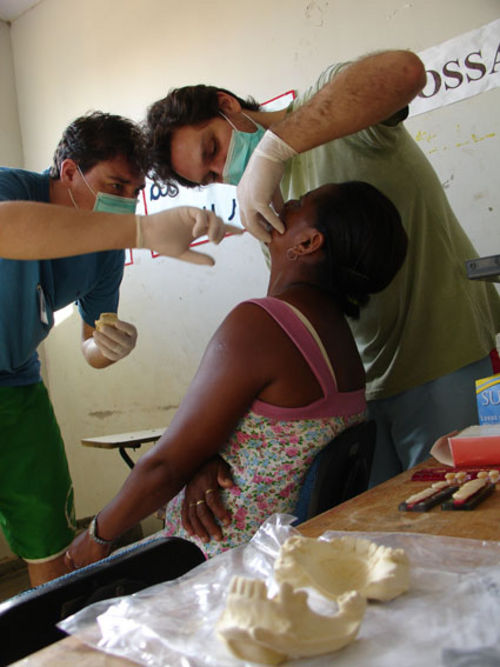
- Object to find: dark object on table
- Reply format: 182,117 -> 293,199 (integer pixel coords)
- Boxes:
441,482 -> 495,511
398,484 -> 459,512
0,534 -> 205,665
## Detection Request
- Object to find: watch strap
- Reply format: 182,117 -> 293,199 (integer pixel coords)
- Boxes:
88,514 -> 114,546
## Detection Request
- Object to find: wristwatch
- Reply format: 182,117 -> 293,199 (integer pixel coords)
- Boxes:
88,515 -> 114,546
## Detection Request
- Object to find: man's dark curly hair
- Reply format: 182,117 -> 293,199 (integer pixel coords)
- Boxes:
50,111 -> 147,179
145,85 -> 260,192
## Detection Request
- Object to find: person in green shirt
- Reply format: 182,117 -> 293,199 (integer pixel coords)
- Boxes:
143,49 -> 500,543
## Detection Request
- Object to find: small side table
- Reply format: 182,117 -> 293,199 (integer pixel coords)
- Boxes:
81,428 -> 165,469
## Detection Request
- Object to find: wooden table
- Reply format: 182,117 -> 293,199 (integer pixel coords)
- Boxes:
81,428 -> 165,469
13,458 -> 500,666
299,457 -> 500,541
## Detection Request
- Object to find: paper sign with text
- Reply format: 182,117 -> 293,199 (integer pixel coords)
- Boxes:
411,17 -> 500,116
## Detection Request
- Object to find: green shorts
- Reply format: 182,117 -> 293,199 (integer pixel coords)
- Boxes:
0,382 -> 76,561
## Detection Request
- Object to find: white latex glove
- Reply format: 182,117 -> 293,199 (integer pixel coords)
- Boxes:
236,130 -> 297,243
93,319 -> 137,362
136,207 -> 241,266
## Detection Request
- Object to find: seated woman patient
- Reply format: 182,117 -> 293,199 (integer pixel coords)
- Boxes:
66,182 -> 407,567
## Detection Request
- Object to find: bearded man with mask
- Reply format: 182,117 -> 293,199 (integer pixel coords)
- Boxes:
144,50 -> 500,544
0,111 -> 233,586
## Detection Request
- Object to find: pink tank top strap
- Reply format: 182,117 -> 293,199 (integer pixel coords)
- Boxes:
244,297 -> 365,419
245,296 -> 338,396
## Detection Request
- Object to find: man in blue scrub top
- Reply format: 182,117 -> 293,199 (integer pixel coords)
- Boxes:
0,110 -> 231,586
0,112 -> 148,586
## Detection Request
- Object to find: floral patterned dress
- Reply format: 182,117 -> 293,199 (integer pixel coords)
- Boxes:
163,297 -> 366,557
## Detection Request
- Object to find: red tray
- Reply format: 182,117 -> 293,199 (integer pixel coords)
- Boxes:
411,466 -> 500,481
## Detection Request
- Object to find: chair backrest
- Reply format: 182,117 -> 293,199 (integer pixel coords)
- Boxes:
294,420 -> 376,523
0,534 -> 205,666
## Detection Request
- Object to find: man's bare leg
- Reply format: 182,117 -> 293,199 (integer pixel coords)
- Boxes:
27,553 -> 69,587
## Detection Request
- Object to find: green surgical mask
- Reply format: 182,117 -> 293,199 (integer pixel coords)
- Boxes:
77,166 -> 137,214
220,112 -> 265,186
93,191 -> 137,214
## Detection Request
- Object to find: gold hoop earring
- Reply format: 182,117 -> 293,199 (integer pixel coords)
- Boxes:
286,248 -> 298,261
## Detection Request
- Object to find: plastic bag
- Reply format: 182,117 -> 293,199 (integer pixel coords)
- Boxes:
59,514 -> 500,666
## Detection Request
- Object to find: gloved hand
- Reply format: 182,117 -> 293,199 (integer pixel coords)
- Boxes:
137,206 -> 241,265
236,130 -> 297,243
93,319 -> 137,362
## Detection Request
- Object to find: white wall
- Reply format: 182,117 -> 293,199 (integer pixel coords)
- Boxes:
0,19 -> 22,166
2,0 -> 499,558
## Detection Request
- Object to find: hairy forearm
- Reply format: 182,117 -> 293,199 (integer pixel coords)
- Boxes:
272,50 -> 426,153
0,201 -> 136,259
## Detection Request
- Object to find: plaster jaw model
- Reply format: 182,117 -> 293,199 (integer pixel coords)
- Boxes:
274,535 -> 410,602
216,576 -> 366,664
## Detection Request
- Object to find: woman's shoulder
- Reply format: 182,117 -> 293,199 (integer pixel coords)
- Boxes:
221,298 -> 281,332
213,298 -> 291,354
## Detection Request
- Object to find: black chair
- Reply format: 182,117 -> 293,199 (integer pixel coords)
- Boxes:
294,420 -> 376,523
0,534 -> 205,665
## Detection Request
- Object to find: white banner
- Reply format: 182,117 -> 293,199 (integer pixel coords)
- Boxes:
410,17 -> 500,117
